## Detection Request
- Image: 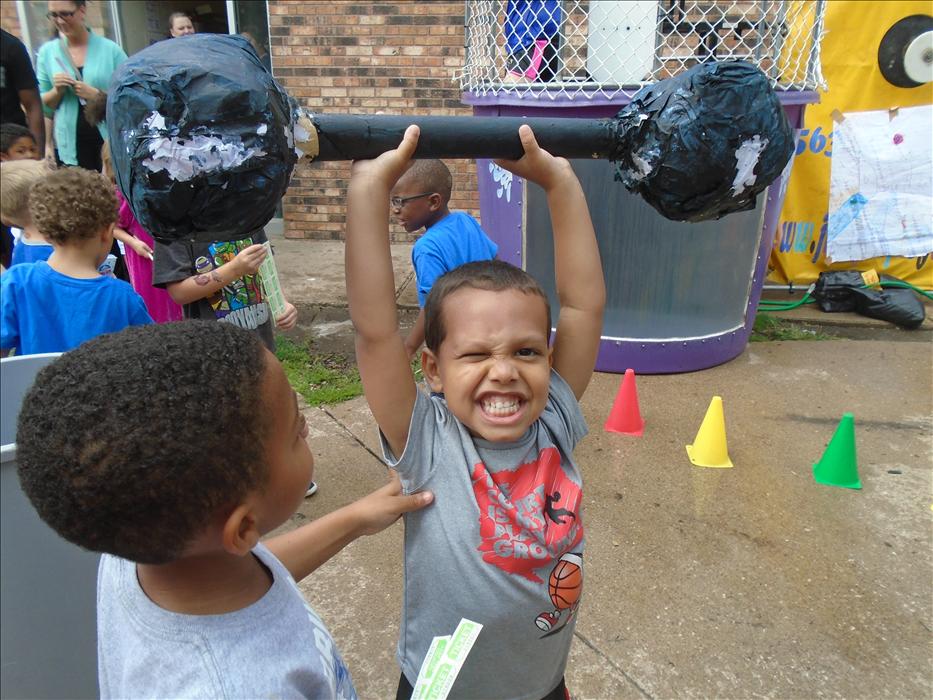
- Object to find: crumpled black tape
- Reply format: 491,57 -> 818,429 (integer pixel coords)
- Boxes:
612,61 -> 794,222
107,34 -> 297,243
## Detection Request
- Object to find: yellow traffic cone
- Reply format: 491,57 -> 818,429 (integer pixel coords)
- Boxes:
686,396 -> 733,468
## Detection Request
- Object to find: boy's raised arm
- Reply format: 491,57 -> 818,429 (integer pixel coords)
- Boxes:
495,126 -> 606,399
345,126 -> 420,457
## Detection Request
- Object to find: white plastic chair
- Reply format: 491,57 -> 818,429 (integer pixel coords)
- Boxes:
1,353 -> 100,699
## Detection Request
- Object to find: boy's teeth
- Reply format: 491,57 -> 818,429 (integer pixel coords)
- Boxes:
482,398 -> 519,416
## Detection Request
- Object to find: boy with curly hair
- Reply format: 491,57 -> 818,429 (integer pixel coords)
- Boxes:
346,125 -> 605,699
1,166 -> 151,355
16,321 -> 433,697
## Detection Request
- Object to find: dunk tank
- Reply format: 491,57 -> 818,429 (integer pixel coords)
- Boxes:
461,0 -> 826,373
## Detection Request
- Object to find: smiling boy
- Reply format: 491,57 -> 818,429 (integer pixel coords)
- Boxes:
345,125 -> 605,699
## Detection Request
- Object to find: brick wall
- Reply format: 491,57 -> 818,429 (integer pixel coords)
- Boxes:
269,1 -> 478,241
1,3 -> 22,37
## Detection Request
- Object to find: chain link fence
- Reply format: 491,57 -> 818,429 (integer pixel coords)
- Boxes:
461,0 -> 826,99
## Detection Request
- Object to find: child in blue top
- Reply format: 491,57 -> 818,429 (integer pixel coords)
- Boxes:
346,126 -> 605,699
0,158 -> 54,266
1,167 -> 151,355
391,159 -> 498,357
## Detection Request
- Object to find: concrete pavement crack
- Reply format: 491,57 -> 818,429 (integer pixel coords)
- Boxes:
573,630 -> 654,699
320,406 -> 384,463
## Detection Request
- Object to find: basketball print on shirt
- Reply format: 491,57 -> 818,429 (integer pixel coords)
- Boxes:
470,447 -> 583,584
471,448 -> 584,636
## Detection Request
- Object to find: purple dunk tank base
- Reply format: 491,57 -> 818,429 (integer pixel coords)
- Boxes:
464,90 -> 816,374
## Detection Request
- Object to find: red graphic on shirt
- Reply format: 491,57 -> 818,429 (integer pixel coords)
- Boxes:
470,447 -> 583,583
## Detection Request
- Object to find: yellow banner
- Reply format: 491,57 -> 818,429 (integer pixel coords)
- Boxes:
771,0 -> 933,289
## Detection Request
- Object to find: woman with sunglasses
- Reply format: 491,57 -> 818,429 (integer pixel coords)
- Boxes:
36,1 -> 126,172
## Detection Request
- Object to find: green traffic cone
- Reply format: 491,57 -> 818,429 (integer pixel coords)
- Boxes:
813,413 -> 861,489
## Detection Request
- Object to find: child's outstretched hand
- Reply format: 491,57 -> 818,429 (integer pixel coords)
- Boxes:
275,301 -> 298,330
349,124 -> 420,187
350,470 -> 433,536
127,237 -> 154,261
494,124 -> 574,192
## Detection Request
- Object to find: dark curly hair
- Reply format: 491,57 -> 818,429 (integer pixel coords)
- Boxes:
28,167 -> 117,244
423,260 -> 551,352
16,321 -> 271,564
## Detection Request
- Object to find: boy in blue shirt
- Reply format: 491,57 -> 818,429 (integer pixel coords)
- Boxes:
0,157 -> 54,267
391,159 -> 498,357
347,125 -> 605,699
15,321 -> 433,697
1,167 -> 151,355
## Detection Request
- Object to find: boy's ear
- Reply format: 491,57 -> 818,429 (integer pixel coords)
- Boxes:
220,503 -> 262,557
421,348 -> 444,393
428,193 -> 443,211
102,222 -> 115,241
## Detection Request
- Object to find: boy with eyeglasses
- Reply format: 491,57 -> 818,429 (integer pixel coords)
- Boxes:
390,159 -> 497,357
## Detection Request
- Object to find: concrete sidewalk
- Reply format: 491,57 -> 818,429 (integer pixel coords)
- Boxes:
268,233 -> 933,699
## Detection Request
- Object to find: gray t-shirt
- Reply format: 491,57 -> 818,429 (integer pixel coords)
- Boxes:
152,229 -> 275,351
382,370 -> 587,700
97,543 -> 357,699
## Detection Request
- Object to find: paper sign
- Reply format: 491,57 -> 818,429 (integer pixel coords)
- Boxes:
411,618 -> 483,700
827,105 -> 933,262
258,241 -> 287,319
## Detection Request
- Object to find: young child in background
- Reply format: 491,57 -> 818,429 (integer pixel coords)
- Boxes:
0,159 -> 54,266
0,123 -> 40,161
390,159 -> 498,357
151,196 -> 310,493
346,125 -> 605,699
1,125 -> 44,269
15,321 -> 434,697
101,141 -> 182,323
152,232 -> 298,351
1,167 -> 152,355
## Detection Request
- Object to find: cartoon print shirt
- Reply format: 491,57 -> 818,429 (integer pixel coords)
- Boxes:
152,229 -> 274,350
97,544 -> 357,699
381,370 -> 587,700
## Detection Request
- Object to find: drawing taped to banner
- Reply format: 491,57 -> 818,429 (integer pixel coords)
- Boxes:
771,0 -> 933,289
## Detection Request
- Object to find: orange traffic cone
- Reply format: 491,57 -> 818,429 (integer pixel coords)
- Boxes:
604,368 -> 644,436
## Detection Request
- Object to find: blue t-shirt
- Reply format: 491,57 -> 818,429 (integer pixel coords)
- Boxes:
11,238 -> 54,266
1,261 -> 152,354
412,212 -> 498,306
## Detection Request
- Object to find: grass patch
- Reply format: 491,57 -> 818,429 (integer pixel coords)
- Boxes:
750,313 -> 832,342
275,335 -> 363,406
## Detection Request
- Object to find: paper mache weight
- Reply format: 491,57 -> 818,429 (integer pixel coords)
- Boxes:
107,33 -> 794,244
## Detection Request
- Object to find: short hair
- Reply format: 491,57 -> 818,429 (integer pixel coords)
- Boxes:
423,260 -> 551,352
29,167 -> 117,244
398,159 -> 453,204
0,159 -> 49,226
168,11 -> 191,29
16,321 -> 271,564
0,123 -> 35,154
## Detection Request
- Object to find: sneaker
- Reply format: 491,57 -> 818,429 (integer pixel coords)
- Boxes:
305,481 -> 318,498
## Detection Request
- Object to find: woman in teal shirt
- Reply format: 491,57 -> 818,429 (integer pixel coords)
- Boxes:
37,0 -> 126,171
